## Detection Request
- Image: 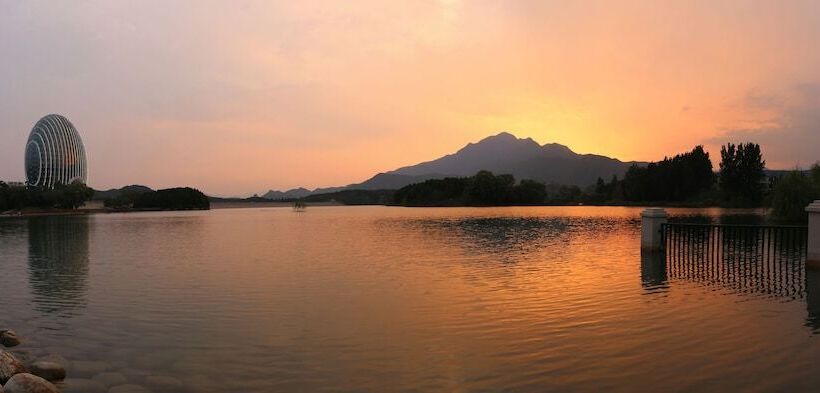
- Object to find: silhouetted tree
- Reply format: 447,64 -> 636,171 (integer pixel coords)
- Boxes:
770,170 -> 816,222
622,146 -> 714,202
465,171 -> 515,205
133,187 -> 210,210
513,179 -> 547,205
720,142 -> 765,206
393,171 -> 548,206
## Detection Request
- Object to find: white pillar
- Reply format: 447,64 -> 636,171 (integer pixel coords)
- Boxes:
807,201 -> 820,269
641,208 -> 668,252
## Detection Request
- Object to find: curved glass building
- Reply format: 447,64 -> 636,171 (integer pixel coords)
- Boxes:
25,114 -> 88,188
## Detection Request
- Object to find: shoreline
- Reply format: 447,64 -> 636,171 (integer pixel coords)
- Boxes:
0,202 -> 771,219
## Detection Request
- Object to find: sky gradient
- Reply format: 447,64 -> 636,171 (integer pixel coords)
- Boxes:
1,0 -> 819,196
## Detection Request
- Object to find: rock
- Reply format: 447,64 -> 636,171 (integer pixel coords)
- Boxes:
144,375 -> 183,390
70,360 -> 109,377
3,373 -> 59,393
0,350 -> 26,384
119,368 -> 149,381
108,384 -> 150,393
0,331 -> 21,348
92,372 -> 127,388
34,355 -> 68,370
29,361 -> 66,381
59,378 -> 107,393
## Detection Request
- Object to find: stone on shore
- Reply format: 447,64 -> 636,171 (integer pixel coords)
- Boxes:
144,375 -> 183,390
33,355 -> 68,371
29,361 -> 66,382
3,373 -> 59,393
0,350 -> 26,384
59,378 -> 107,393
108,384 -> 150,393
92,372 -> 127,388
0,331 -> 21,348
70,360 -> 109,377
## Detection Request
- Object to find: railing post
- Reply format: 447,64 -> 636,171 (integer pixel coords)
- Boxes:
807,201 -> 820,269
641,208 -> 668,252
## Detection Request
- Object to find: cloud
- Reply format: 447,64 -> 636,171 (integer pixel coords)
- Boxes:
708,84 -> 820,169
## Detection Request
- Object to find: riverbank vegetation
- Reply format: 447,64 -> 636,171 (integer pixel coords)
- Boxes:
0,181 -> 94,212
393,171 -> 546,206
108,187 -> 210,210
389,142 -> 818,222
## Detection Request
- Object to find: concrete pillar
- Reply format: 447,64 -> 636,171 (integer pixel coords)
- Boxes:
641,208 -> 667,252
807,201 -> 820,269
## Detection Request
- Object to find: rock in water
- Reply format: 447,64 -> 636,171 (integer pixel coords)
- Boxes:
34,355 -> 68,370
108,384 -> 150,393
0,331 -> 21,348
3,373 -> 59,393
91,371 -> 126,388
59,378 -> 107,393
145,375 -> 183,390
29,361 -> 66,381
0,350 -> 26,384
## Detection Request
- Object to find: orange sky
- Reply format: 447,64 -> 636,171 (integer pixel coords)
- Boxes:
1,1 -> 819,195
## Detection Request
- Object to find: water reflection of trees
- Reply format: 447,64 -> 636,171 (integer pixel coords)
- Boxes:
391,216 -> 629,263
27,216 -> 90,316
652,225 -> 820,333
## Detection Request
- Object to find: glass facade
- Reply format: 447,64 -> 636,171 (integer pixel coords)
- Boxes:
24,114 -> 88,188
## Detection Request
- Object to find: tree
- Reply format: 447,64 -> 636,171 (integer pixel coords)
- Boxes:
770,170 -> 816,222
133,187 -> 210,210
720,142 -> 765,206
621,146 -> 714,202
465,170 -> 515,205
513,179 -> 547,205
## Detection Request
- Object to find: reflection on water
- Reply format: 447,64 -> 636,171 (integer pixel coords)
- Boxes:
27,216 -> 90,317
806,270 -> 820,331
659,223 -> 820,334
2,207 -> 820,392
664,225 -> 807,299
640,252 -> 667,290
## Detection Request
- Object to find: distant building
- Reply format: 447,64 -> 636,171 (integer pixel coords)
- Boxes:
24,114 -> 88,188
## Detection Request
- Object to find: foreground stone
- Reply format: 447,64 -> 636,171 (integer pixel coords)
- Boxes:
92,372 -> 127,388
3,373 -> 59,393
144,375 -> 182,390
34,355 -> 68,371
70,360 -> 109,377
59,378 -> 106,393
0,331 -> 21,348
29,361 -> 66,382
0,350 -> 26,384
108,384 -> 150,393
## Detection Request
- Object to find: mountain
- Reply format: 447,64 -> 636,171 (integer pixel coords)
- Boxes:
262,187 -> 312,200
93,185 -> 154,200
264,132 -> 646,196
360,132 -> 645,189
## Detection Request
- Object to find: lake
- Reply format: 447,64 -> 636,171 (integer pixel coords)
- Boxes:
1,206 -> 819,392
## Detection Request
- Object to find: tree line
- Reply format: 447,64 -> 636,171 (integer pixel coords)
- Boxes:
106,187 -> 210,210
0,181 -> 94,211
393,170 -> 548,206
391,142 -> 818,222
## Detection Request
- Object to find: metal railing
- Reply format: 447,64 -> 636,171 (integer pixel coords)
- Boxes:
661,223 -> 808,298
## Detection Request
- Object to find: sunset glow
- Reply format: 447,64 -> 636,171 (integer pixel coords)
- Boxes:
2,1 -> 819,195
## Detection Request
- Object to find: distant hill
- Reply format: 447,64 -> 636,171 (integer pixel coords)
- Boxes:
263,132 -> 646,196
262,187 -> 312,200
93,185 -> 154,200
382,132 -> 645,187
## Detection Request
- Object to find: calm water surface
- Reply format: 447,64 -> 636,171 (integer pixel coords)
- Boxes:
1,206 -> 819,392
